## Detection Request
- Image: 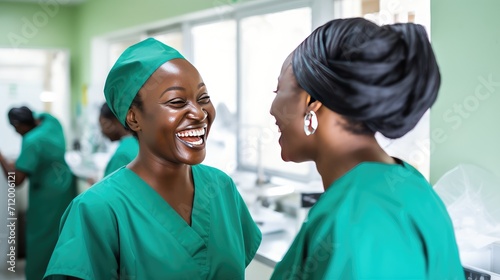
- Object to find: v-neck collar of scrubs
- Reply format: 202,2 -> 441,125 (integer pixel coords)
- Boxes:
121,165 -> 211,260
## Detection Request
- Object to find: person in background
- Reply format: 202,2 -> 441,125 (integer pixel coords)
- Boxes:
44,38 -> 261,280
0,106 -> 76,280
269,18 -> 464,279
99,102 -> 139,177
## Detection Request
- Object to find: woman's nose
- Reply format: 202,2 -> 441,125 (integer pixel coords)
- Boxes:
188,104 -> 208,121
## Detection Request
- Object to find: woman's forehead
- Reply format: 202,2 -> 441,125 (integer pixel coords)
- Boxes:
281,53 -> 293,72
141,61 -> 199,91
153,60 -> 201,82
279,63 -> 295,86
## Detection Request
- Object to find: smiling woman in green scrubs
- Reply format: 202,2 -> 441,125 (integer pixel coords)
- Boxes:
98,102 -> 139,177
0,106 -> 76,280
43,38 -> 261,280
269,18 -> 464,279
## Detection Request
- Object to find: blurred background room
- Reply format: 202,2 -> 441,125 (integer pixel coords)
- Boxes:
0,0 -> 499,279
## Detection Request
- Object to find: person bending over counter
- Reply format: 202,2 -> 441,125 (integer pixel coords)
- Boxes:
0,106 -> 76,280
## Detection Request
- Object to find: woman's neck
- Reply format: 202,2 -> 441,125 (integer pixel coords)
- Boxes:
314,134 -> 395,190
128,151 -> 192,193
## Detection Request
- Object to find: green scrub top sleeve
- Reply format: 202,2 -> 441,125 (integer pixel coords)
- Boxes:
15,139 -> 40,174
232,180 -> 262,266
104,154 -> 128,176
43,190 -> 119,280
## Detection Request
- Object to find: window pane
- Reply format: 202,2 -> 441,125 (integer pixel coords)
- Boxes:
153,32 -> 184,54
337,0 -> 430,29
239,7 -> 312,178
108,39 -> 141,68
192,20 -> 237,173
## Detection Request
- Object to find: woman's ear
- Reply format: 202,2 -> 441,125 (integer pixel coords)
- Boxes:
125,108 -> 141,133
307,99 -> 322,113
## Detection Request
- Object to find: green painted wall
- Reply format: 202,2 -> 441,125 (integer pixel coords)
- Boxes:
0,1 -> 76,49
73,0 -> 230,101
430,0 -> 500,183
1,0 -> 238,129
0,1 -> 78,133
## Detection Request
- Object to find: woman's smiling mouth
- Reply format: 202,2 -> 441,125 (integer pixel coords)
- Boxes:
175,127 -> 206,147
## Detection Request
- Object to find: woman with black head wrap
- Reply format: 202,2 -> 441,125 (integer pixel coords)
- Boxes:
269,18 -> 463,279
98,102 -> 139,177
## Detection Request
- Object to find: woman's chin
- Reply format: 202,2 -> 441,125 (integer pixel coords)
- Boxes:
281,150 -> 293,162
176,151 -> 206,166
186,156 -> 205,166
281,150 -> 308,163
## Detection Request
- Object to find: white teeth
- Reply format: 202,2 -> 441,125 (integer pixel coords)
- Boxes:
189,139 -> 203,145
179,138 -> 203,146
175,128 -> 205,138
176,128 -> 205,146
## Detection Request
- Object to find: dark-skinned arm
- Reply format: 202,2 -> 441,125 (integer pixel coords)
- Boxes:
0,151 -> 27,186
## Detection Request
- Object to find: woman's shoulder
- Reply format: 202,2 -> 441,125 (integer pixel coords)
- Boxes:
75,169 -> 131,204
333,161 -> 431,194
311,162 -> 434,220
116,136 -> 139,151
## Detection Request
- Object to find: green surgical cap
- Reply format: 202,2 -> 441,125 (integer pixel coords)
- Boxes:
104,38 -> 185,126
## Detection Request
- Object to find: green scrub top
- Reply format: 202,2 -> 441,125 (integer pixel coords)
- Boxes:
271,161 -> 464,280
15,113 -> 76,280
103,136 -> 139,176
44,164 -> 262,280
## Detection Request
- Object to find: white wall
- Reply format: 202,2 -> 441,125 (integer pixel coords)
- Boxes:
0,81 -> 44,158
0,49 -> 71,156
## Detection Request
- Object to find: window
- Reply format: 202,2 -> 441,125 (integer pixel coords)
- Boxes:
238,7 -> 313,180
336,0 -> 430,30
191,20 -> 238,173
152,31 -> 184,54
108,38 -> 142,69
185,5 -> 315,180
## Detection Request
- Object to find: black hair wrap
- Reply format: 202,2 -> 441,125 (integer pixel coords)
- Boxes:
100,102 -> 117,120
8,106 -> 35,126
292,18 -> 440,139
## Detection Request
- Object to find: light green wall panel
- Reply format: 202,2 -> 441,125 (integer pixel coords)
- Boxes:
430,0 -> 500,183
0,1 -> 78,129
0,0 -> 239,128
0,2 -> 76,49
74,0 -> 235,91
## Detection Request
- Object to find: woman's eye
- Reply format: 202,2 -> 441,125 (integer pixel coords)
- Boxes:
198,96 -> 211,104
167,99 -> 186,107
